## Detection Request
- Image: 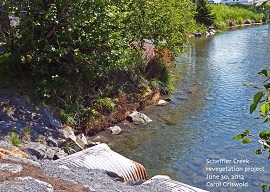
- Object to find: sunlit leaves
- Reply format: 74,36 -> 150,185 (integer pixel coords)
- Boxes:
261,103 -> 270,117
233,129 -> 250,140
258,69 -> 269,77
242,138 -> 251,144
250,92 -> 263,113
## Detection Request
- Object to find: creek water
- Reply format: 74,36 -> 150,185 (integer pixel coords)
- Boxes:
113,25 -> 270,191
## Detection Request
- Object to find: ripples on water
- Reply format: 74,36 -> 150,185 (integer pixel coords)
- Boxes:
115,25 -> 270,191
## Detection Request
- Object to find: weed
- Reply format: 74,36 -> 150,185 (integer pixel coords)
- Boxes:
64,141 -> 75,154
8,130 -> 23,147
95,97 -> 116,115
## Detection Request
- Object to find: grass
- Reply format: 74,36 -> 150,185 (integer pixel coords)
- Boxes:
8,130 -> 23,147
209,4 -> 263,30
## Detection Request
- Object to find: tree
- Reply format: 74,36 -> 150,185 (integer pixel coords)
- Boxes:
0,0 -> 197,128
194,0 -> 215,26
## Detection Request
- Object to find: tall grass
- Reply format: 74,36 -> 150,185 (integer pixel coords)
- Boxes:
210,4 -> 263,30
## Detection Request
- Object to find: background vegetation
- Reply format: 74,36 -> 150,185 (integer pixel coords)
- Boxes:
210,4 -> 263,29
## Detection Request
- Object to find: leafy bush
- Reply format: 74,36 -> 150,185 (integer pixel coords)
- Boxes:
1,0 -> 197,129
8,130 -> 22,147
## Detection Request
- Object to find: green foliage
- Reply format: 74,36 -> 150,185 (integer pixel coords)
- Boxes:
8,130 -> 23,147
64,141 -> 75,155
1,0 -> 196,129
94,97 -> 116,115
210,4 -> 263,29
234,69 -> 270,156
235,68 -> 270,191
195,0 -> 216,26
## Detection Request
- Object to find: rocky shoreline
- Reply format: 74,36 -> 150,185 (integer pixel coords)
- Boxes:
0,87 -> 210,192
0,88 -> 191,192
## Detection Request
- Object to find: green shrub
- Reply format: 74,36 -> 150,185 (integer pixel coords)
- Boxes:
8,130 -> 22,147
1,0 -> 197,130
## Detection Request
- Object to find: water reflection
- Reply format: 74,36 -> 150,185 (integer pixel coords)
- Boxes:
113,25 -> 270,191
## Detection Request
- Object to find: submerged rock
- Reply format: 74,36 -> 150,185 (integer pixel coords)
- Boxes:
156,99 -> 169,106
107,126 -> 122,135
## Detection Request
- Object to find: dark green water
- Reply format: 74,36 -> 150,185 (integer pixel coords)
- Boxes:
114,25 -> 270,191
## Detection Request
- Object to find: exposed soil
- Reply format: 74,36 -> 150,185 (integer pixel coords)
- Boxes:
82,90 -> 161,135
0,159 -> 90,192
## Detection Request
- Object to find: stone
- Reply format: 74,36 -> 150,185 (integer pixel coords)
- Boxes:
41,107 -> 61,128
126,111 -> 152,125
76,133 -> 88,148
0,147 -> 28,159
0,176 -> 54,192
45,148 -> 56,159
107,126 -> 122,135
54,149 -> 67,159
156,99 -> 169,106
0,98 -> 9,107
46,136 -> 59,147
24,142 -> 47,159
0,163 -> 23,173
46,136 -> 66,148
58,126 -> 77,141
91,135 -> 110,144
0,121 -> 25,135
6,156 -> 41,167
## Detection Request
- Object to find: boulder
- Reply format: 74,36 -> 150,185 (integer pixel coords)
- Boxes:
0,163 -> 23,173
126,111 -> 152,125
58,126 -> 77,141
0,176 -> 54,192
41,108 -> 61,128
76,133 -> 88,148
107,126 -> 122,135
46,136 -> 66,148
0,98 -> 9,107
24,142 -> 47,159
53,148 -> 67,159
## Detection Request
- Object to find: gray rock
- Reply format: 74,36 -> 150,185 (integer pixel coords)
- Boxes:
25,142 -> 46,159
41,108 -> 61,128
58,126 -> 77,141
0,163 -> 23,173
46,136 -> 65,148
0,121 -> 25,135
0,98 -> 9,107
6,156 -> 41,167
126,111 -> 152,125
107,126 -> 122,135
54,148 -> 67,159
45,148 -> 56,159
0,140 -> 14,151
76,133 -> 88,148
0,176 -> 54,192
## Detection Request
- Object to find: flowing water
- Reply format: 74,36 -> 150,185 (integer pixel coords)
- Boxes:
114,25 -> 270,191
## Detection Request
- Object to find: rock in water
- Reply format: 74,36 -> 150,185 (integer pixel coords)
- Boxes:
107,126 -> 122,135
126,111 -> 152,125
